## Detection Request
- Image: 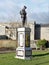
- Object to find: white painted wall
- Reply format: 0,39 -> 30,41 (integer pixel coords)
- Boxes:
0,25 -> 5,35
41,27 -> 49,40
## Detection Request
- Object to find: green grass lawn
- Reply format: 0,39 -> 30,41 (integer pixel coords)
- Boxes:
0,50 -> 49,65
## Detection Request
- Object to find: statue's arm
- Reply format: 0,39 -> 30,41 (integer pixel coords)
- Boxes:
20,11 -> 22,15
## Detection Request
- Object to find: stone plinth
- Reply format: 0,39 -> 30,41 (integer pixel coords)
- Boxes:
15,27 -> 32,59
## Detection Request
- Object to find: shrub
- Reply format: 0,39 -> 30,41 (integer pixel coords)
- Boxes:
37,39 -> 47,50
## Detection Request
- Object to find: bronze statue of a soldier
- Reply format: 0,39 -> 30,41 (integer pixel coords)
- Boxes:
20,6 -> 27,26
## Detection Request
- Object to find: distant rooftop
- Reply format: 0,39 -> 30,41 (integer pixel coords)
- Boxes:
40,24 -> 49,27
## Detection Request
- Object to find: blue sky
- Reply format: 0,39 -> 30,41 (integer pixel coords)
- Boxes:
0,0 -> 49,23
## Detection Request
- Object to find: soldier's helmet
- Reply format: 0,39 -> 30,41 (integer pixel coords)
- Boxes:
23,6 -> 27,9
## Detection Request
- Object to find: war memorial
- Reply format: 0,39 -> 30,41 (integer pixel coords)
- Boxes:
15,6 -> 32,59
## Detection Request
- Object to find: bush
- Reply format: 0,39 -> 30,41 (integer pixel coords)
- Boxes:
37,39 -> 47,50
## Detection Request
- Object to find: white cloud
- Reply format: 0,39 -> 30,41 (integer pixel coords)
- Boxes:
31,0 -> 47,3
0,0 -> 49,23
0,0 -> 16,19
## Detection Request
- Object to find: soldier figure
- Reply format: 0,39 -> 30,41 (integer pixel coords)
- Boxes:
20,6 -> 27,26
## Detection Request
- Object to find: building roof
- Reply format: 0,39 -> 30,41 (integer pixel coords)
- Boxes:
40,24 -> 49,27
